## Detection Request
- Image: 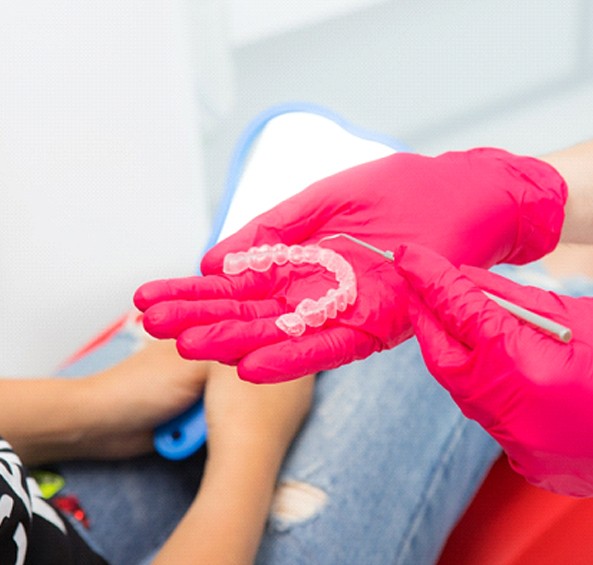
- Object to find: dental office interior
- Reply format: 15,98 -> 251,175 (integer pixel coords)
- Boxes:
1,0 -> 592,380
0,0 -> 593,563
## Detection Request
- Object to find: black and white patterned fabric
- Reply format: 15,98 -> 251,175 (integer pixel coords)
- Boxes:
0,439 -> 106,565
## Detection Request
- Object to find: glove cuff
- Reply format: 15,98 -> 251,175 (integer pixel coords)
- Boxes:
468,148 -> 568,265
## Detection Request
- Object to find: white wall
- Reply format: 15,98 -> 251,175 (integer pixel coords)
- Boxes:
204,0 -> 593,193
227,0 -> 386,46
0,1 -> 211,374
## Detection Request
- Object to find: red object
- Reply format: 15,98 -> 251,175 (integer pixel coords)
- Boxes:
53,495 -> 91,530
56,311 -> 144,369
57,314 -> 130,368
439,455 -> 593,565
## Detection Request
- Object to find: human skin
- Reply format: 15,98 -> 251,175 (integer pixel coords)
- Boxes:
540,140 -> 593,278
542,139 -> 593,246
0,340 -> 314,564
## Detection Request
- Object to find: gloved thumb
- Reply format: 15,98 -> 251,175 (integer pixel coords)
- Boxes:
395,243 -> 522,349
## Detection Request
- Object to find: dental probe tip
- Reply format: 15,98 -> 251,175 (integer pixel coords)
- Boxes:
318,233 -> 394,261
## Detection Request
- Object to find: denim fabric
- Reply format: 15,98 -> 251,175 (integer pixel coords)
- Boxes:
54,263 -> 593,565
56,329 -> 498,565
256,341 -> 500,565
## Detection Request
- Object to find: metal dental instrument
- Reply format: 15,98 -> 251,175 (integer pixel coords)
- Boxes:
318,233 -> 573,343
319,232 -> 395,261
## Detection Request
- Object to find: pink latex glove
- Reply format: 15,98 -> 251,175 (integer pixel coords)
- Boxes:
135,149 -> 566,383
397,243 -> 593,497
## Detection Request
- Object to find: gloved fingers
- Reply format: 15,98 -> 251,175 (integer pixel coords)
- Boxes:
142,298 -> 286,339
406,277 -> 547,425
395,243 -> 523,349
134,278 -> 193,311
237,326 -> 381,383
134,272 -> 266,311
460,265 -> 567,317
406,292 -> 473,379
175,317 -> 286,366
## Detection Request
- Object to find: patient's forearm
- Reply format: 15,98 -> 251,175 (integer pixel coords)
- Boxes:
153,440 -> 283,565
540,140 -> 593,244
153,371 -> 315,564
0,378 -> 98,465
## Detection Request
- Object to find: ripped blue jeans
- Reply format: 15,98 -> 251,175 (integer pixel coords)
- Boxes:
56,335 -> 497,565
56,263 -> 593,565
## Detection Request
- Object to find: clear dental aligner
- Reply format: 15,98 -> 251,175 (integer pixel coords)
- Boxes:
223,243 -> 357,337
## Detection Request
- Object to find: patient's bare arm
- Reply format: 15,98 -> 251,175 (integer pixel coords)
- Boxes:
1,340 -> 315,564
541,139 -> 593,245
153,365 -> 315,565
0,341 -> 209,465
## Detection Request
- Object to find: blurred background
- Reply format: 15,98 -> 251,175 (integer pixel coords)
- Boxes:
1,0 -> 592,374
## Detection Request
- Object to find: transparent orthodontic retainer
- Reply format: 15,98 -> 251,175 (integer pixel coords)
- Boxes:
224,233 -> 574,342
223,243 -> 357,336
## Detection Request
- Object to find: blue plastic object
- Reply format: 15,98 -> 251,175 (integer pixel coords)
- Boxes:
153,102 -> 410,460
154,398 -> 207,460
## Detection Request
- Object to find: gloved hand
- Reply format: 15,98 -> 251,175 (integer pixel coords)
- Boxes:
135,149 -> 566,383
396,243 -> 593,497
